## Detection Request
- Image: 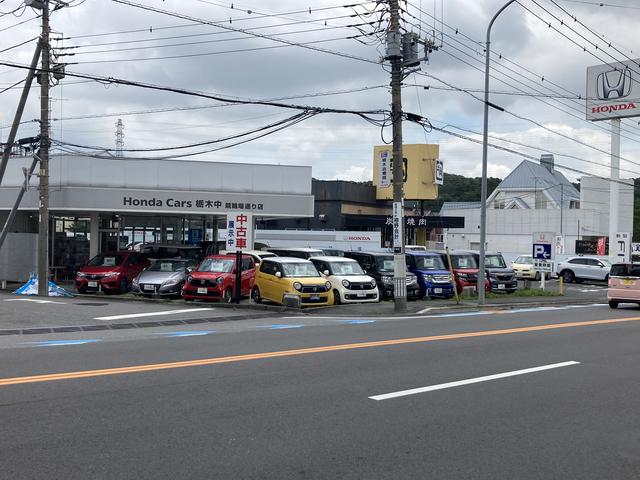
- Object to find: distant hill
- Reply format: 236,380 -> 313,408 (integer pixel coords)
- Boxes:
419,173 -> 502,212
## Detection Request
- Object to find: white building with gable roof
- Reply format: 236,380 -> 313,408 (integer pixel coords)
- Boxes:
440,155 -> 634,261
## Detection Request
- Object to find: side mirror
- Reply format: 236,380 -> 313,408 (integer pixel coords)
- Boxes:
186,267 -> 194,273
323,270 -> 330,276
363,270 -> 367,274
275,271 -> 282,278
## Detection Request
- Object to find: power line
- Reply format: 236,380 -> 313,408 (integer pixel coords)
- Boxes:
110,0 -> 382,65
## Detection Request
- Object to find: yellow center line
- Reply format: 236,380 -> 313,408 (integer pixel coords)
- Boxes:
1,316 -> 639,387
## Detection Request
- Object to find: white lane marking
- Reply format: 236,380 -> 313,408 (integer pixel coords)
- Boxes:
4,298 -> 66,304
94,308 -> 211,321
417,307 -> 433,314
369,361 -> 580,401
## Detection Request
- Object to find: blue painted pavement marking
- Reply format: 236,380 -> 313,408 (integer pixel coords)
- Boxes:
152,331 -> 215,338
256,324 -> 304,330
27,339 -> 102,347
339,319 -> 377,325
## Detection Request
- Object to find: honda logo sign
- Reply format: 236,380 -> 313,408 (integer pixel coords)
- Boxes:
597,68 -> 632,100
587,60 -> 640,121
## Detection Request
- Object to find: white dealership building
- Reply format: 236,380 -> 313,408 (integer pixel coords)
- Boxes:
0,154 -> 314,281
440,155 -> 634,261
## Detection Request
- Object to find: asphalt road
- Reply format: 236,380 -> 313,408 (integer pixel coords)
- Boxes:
1,303 -> 638,479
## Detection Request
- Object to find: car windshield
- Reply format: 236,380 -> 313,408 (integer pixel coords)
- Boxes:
198,258 -> 234,273
282,262 -> 320,277
412,255 -> 446,270
485,255 -> 507,268
451,254 -> 477,269
515,256 -> 533,265
375,256 -> 395,272
148,260 -> 192,272
329,261 -> 364,276
87,254 -> 125,267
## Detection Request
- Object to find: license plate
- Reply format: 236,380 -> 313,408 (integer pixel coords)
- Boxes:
310,295 -> 320,301
88,281 -> 97,287
144,284 -> 155,291
197,287 -> 207,294
623,279 -> 635,285
433,288 -> 442,294
498,284 -> 505,289
356,292 -> 367,297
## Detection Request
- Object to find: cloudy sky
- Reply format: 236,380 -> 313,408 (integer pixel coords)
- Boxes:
1,0 -> 640,182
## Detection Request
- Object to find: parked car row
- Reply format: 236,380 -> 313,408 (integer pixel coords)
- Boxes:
74,246 -> 528,304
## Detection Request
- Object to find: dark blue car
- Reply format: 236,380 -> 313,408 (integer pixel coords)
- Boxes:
406,252 -> 455,299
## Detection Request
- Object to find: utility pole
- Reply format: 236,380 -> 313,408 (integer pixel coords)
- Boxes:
37,0 -> 50,296
387,0 -> 407,313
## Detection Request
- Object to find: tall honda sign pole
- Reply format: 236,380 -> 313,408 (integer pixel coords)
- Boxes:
388,0 -> 407,313
37,1 -> 50,296
479,0 -> 516,305
609,118 -> 620,256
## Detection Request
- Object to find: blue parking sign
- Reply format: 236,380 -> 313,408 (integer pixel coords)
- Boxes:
532,243 -> 552,260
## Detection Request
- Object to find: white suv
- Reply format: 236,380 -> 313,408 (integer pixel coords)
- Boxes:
310,256 -> 379,304
556,256 -> 611,283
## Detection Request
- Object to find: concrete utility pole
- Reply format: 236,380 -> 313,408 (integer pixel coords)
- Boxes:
0,43 -> 41,185
37,0 -> 50,296
388,0 -> 407,313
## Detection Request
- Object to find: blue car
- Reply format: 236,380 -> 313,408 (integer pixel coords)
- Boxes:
406,252 -> 455,299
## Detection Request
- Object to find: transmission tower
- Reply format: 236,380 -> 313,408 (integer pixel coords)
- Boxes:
115,118 -> 124,157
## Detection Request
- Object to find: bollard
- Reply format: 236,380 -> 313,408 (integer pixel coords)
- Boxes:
559,276 -> 564,296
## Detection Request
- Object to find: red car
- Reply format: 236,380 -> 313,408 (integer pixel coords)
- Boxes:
435,251 -> 491,294
182,255 -> 256,302
75,252 -> 149,294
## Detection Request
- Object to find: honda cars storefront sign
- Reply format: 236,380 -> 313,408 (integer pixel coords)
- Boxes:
586,59 -> 640,121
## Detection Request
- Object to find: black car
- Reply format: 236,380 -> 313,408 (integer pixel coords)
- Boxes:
344,251 -> 420,300
467,251 -> 517,293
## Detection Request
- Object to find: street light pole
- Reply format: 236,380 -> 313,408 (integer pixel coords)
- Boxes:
478,0 -> 517,306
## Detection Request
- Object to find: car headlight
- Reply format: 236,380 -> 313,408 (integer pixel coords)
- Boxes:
76,272 -> 86,278
370,279 -> 376,288
132,277 -> 140,286
187,275 -> 193,283
382,276 -> 393,284
408,276 -> 418,285
341,279 -> 350,288
457,273 -> 468,279
162,276 -> 180,286
293,282 -> 303,291
425,274 -> 434,281
216,277 -> 224,284
325,281 -> 331,290
103,271 -> 119,277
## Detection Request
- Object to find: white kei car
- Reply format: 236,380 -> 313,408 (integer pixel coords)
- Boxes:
310,256 -> 379,304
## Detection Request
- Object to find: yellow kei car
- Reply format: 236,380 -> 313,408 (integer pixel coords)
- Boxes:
251,257 -> 334,307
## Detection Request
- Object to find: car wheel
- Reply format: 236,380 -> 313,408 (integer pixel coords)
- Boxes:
223,288 -> 233,303
252,286 -> 262,304
534,271 -> 541,281
119,278 -> 128,293
333,289 -> 341,305
561,270 -> 574,283
609,300 -> 618,309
